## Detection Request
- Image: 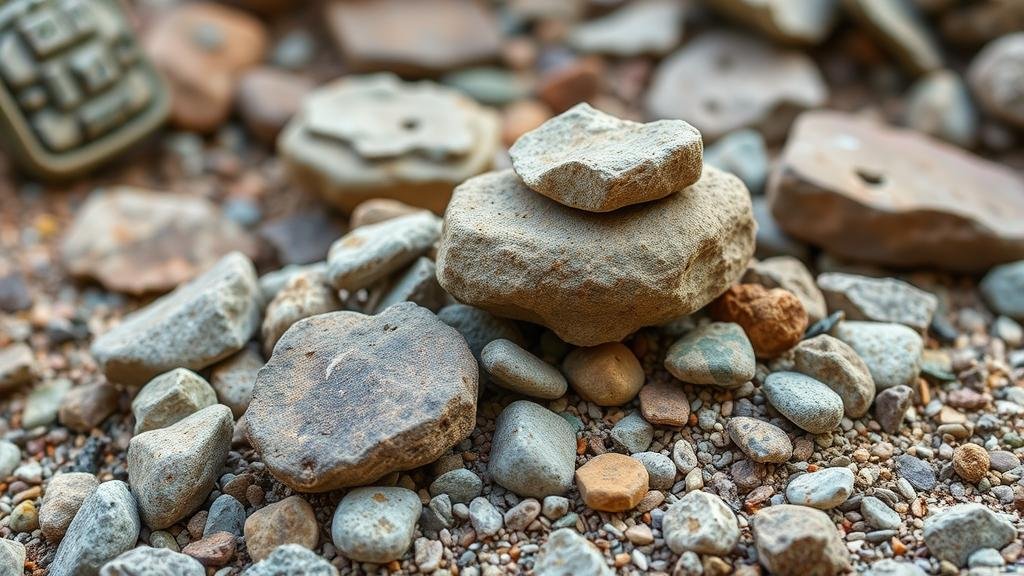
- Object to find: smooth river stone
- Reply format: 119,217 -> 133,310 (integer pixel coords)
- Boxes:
664,322 -> 756,388
763,371 -> 844,434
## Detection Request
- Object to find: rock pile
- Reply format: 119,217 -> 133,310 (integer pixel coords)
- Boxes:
437,104 -> 755,346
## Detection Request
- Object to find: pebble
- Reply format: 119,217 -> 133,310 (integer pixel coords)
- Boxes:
865,559 -> 926,576
568,0 -> 683,56
203,494 -> 245,538
632,452 -> 677,490
91,252 -> 261,386
672,440 -> 699,474
350,199 -> 425,229
704,129 -> 769,196
145,2 -> 266,131
9,500 -> 37,532
468,497 -> 503,537
48,481 -> 141,576
414,538 -> 443,572
326,212 -> 441,292
537,57 -> 603,113
743,256 -> 826,322
904,69 -> 978,147
817,273 -> 937,332
706,0 -> 838,45
727,417 -> 793,463
832,321 -> 922,393
993,315 -> 1023,346
58,380 -> 119,432
504,498 -> 541,531
752,504 -> 850,576
324,0 -> 500,75
236,67 -> 314,144
480,339 -> 567,399
0,541 -> 26,576
575,453 -> 649,512
763,371 -> 844,433
624,523 -> 654,546
509,103 -> 702,212
0,272 -> 31,313
99,546 -> 205,576
419,494 -> 453,533
534,528 -> 612,576
895,454 -> 936,490
331,487 -> 421,563
980,259 -> 1024,321
429,468 -> 483,504
374,257 -> 446,313
436,166 -> 755,346
664,322 -> 756,387
21,378 -> 71,428
968,33 -> 1024,129
794,333 -> 877,418
0,441 -> 19,478
968,548 -> 1005,569
262,270 -> 340,355
501,99 -> 552,147
953,444 -> 990,483
873,385 -> 914,434
0,344 -> 35,392
489,400 -> 576,498
246,303 -> 477,491
563,343 -> 645,406
845,0 -> 942,74
861,496 -> 901,530
922,503 -> 1016,566
610,411 -> 654,454
646,31 -> 826,141
437,304 -> 526,381
243,495 -> 318,562
128,405 -> 234,529
132,368 -> 217,434
182,531 -> 235,566
769,111 -> 1024,271
246,544 -> 338,576
208,347 -> 262,418
710,284 -> 808,358
785,467 -> 855,509
280,74 -> 498,213
39,472 -> 98,542
638,381 -> 690,427
442,67 -> 530,107
60,188 -> 257,295
662,491 -> 739,555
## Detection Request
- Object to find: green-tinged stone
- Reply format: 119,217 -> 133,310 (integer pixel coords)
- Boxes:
664,322 -> 756,387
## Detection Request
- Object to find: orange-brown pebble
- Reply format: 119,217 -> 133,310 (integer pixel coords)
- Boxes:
709,284 -> 808,358
562,342 -> 645,406
953,443 -> 990,483
501,100 -> 552,147
638,381 -> 690,427
575,453 -> 649,512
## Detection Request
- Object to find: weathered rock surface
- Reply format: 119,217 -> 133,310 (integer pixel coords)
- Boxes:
375,257 -> 446,313
662,491 -> 739,555
0,540 -> 25,576
575,453 -> 649,512
664,322 -> 756,387
279,74 -> 499,213
437,166 -> 755,346
743,257 -> 827,322
793,334 -> 876,417
131,369 -> 217,434
331,487 -> 421,563
727,417 -> 793,463
764,371 -> 844,433
490,401 -> 577,498
39,472 -> 99,542
923,503 -> 1015,566
481,339 -> 567,399
60,188 -> 257,295
981,260 -> 1024,321
785,467 -> 855,509
753,504 -> 850,576
831,321 -> 921,392
262,270 -> 340,355
247,545 -> 338,576
91,252 -> 261,386
646,32 -> 827,141
768,111 -> 1024,272
48,481 -> 140,576
0,344 -> 35,393
326,211 -> 441,292
707,0 -> 839,45
99,547 -> 205,576
244,496 -> 318,562
509,103 -> 703,212
128,405 -> 234,529
209,347 -> 263,418
563,343 -> 645,406
246,303 -> 477,492
534,528 -> 612,576
710,284 -> 808,358
817,273 -> 937,331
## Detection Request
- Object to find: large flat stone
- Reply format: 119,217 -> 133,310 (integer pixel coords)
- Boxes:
436,167 -> 755,346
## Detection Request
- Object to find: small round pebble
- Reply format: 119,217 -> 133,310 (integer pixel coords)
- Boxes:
662,490 -> 739,555
631,452 -> 676,490
331,487 -> 421,563
953,443 -> 990,484
727,417 -> 793,463
429,468 -> 483,504
785,467 -> 855,509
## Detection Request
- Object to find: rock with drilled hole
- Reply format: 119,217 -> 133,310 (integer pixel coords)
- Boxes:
768,111 -> 1024,272
436,166 -> 755,346
246,302 -> 477,492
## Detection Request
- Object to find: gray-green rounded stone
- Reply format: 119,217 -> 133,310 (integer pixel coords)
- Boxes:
664,322 -> 755,387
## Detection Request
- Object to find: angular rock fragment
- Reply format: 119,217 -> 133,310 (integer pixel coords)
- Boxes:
817,273 -> 937,331
437,167 -> 755,346
246,303 -> 477,491
489,401 -> 577,498
131,369 -> 217,434
326,211 -> 441,292
768,111 -> 1024,272
91,252 -> 261,386
753,504 -> 850,576
664,322 -> 756,388
48,481 -> 140,576
510,103 -> 702,212
923,503 -> 1015,566
262,270 -> 340,355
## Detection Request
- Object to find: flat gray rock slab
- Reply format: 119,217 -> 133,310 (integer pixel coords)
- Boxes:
923,503 -> 1015,567
509,103 -> 702,212
91,252 -> 261,386
817,272 -> 937,331
247,302 -> 477,492
437,166 -> 755,346
99,546 -> 205,576
49,481 -> 140,576
831,321 -> 921,393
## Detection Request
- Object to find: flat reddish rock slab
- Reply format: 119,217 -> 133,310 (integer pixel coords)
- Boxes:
246,302 -> 477,492
768,111 -> 1024,272
325,0 -> 501,75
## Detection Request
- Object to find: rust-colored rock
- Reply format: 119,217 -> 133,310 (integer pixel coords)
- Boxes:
710,284 -> 808,358
639,382 -> 690,427
575,453 -> 649,512
243,496 -> 318,562
768,111 -> 1024,272
953,444 -> 990,484
182,531 -> 236,566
